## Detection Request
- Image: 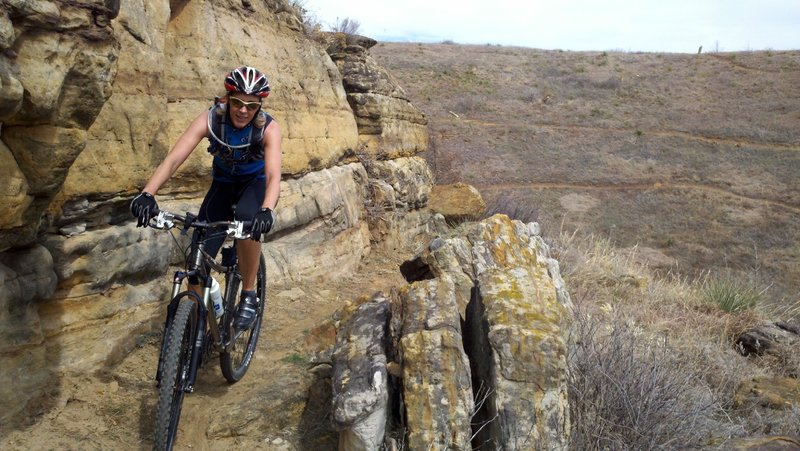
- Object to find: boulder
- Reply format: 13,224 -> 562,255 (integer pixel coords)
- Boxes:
319,215 -> 572,449
428,183 -> 486,223
466,215 -> 571,450
737,322 -> 800,376
0,244 -> 57,426
398,215 -> 571,450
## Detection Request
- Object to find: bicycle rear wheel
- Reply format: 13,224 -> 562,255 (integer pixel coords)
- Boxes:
220,252 -> 266,382
154,297 -> 197,450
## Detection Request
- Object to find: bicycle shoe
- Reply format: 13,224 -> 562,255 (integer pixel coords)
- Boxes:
234,291 -> 260,330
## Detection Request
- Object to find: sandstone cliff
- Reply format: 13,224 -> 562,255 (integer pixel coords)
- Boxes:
0,0 -> 434,428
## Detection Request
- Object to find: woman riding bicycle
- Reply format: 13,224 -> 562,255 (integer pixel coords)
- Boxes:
130,65 -> 282,331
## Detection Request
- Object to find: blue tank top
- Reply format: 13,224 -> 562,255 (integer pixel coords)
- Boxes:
210,122 -> 266,182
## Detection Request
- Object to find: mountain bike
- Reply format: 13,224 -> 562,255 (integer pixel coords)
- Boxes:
148,209 -> 266,450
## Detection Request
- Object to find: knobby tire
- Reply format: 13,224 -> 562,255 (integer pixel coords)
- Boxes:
154,297 -> 197,450
220,253 -> 266,382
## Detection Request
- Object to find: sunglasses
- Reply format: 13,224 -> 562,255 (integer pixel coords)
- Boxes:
228,96 -> 262,111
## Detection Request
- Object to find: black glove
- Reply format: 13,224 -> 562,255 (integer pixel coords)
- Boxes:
250,208 -> 275,241
130,192 -> 158,227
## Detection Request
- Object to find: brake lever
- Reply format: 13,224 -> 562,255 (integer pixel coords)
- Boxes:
230,221 -> 250,240
153,211 -> 175,230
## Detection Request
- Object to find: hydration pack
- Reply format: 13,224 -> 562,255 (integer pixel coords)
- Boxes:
206,98 -> 272,164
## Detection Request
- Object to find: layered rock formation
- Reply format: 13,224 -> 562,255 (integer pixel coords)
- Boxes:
327,34 -> 428,161
1,3 -> 575,449
0,0 -> 434,428
330,215 -> 573,450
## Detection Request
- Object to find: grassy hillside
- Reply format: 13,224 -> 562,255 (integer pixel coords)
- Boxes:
372,43 -> 800,307
372,43 -> 800,445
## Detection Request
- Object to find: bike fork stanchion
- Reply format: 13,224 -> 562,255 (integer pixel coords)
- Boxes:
156,274 -> 189,383
185,309 -> 207,392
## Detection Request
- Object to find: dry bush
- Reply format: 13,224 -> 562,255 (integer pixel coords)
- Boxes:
551,231 -> 767,343
732,405 -> 800,437
483,193 -> 540,224
287,1 -> 331,45
550,231 -> 800,447
331,17 -> 361,36
568,307 -> 734,450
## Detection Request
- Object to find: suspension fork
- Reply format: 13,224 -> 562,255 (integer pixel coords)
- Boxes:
185,268 -> 214,392
156,271 -> 191,383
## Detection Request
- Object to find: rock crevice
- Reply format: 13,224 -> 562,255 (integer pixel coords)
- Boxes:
330,215 -> 572,450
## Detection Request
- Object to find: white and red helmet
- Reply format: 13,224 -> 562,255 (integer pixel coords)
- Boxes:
224,66 -> 270,98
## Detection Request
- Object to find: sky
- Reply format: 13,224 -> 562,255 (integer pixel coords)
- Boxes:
301,0 -> 800,53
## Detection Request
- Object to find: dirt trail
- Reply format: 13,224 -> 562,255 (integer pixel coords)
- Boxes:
479,181 -> 800,214
1,247 -> 410,451
457,118 -> 800,151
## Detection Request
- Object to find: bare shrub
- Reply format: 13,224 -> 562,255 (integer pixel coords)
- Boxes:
568,307 -> 731,450
553,231 -> 800,447
449,97 -> 481,115
483,193 -> 540,224
732,404 -> 800,437
594,76 -> 622,90
286,0 -> 327,43
331,17 -> 361,36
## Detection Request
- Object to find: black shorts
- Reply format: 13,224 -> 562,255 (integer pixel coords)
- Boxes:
195,176 -> 265,259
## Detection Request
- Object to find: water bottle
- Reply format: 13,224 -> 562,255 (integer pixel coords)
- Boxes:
210,277 -> 224,318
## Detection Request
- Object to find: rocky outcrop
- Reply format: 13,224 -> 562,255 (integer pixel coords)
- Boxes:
327,36 -> 428,160
0,3 -> 570,449
0,0 -> 438,429
0,0 -> 120,251
329,215 -> 572,450
736,322 -> 800,376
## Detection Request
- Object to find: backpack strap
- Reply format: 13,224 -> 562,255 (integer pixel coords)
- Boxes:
208,104 -> 250,150
207,104 -> 271,162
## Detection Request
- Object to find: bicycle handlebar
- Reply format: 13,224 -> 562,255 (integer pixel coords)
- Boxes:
149,208 -> 254,240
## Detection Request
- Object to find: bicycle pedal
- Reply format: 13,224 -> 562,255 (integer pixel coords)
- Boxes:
185,385 -> 194,393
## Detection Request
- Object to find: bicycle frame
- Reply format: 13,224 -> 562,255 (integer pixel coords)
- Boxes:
152,211 -> 250,392
150,209 -> 265,450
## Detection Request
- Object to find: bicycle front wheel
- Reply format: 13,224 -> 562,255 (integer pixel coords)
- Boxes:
220,252 -> 266,382
154,297 -> 197,450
